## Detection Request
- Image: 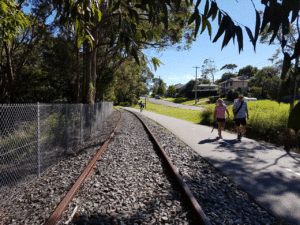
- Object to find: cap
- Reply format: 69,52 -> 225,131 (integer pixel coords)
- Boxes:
238,94 -> 244,98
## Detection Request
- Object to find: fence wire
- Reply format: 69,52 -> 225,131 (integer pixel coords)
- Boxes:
0,102 -> 113,207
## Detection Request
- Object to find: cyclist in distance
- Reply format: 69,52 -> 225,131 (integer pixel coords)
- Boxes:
139,101 -> 144,112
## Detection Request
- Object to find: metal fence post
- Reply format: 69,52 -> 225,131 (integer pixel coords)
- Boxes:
37,102 -> 41,178
66,103 -> 68,154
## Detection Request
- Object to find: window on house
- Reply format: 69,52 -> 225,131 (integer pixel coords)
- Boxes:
230,82 -> 233,86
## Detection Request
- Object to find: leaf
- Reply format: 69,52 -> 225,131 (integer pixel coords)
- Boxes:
132,48 -> 140,65
110,32 -> 116,47
269,25 -> 280,44
261,6 -> 270,32
218,10 -> 222,25
204,0 -> 209,16
188,8 -> 198,25
213,15 -> 228,43
112,0 -> 121,12
131,9 -> 139,24
206,1 -> 218,19
195,0 -> 201,8
124,37 -> 130,53
254,10 -> 260,51
291,38 -> 300,59
245,26 -> 255,47
201,16 -> 211,39
235,26 -> 243,53
194,14 -> 201,38
281,52 -> 291,80
291,0 -> 299,23
152,57 -> 164,71
282,16 -> 289,35
221,28 -> 232,50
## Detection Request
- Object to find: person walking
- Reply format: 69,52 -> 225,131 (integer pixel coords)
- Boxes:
139,101 -> 144,112
214,98 -> 230,139
233,94 -> 249,141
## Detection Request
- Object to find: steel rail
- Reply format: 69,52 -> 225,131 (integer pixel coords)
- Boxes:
125,109 -> 211,225
44,110 -> 122,225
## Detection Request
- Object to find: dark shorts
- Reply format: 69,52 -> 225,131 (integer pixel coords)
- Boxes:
235,117 -> 246,126
217,118 -> 225,122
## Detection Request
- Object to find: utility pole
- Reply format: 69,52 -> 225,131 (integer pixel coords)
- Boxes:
193,66 -> 200,104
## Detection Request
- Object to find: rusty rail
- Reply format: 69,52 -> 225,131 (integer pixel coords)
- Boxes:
45,110 -> 122,225
125,109 -> 211,225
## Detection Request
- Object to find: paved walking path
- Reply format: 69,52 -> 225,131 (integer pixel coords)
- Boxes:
141,97 -> 205,111
124,107 -> 300,225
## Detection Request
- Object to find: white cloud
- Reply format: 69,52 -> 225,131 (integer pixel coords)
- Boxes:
168,77 -> 178,80
184,75 -> 195,80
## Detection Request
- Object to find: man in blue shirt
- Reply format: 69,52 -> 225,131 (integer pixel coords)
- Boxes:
233,95 -> 249,141
139,101 -> 144,112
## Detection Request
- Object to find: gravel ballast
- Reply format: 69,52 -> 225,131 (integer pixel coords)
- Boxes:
1,109 -> 279,225
135,111 -> 279,225
0,111 -> 121,225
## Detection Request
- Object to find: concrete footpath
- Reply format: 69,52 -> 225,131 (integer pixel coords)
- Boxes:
124,107 -> 300,225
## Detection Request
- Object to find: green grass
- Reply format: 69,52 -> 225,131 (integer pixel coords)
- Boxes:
134,101 -> 201,123
164,97 -> 209,105
133,99 -> 299,151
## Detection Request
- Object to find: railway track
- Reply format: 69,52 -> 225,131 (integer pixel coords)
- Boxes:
1,109 -> 279,225
44,109 -> 210,224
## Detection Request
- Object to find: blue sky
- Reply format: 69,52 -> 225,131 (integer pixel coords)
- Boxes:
143,0 -> 281,87
23,0 -> 281,87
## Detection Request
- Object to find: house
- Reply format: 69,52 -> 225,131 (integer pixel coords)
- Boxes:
174,83 -> 185,90
218,76 -> 251,95
197,84 -> 217,91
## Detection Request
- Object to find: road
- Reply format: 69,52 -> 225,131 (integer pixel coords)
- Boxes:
124,107 -> 300,225
140,97 -> 205,111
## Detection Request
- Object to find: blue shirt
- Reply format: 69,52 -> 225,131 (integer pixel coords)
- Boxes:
233,101 -> 247,118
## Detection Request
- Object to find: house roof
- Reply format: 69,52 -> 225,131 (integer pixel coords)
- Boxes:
218,76 -> 251,85
175,83 -> 185,89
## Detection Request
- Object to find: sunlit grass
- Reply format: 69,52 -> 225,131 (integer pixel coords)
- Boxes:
133,100 -> 299,149
134,101 -> 201,123
164,97 -> 209,105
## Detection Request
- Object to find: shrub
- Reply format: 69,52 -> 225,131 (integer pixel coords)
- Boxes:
209,96 -> 221,103
119,102 -> 132,106
199,108 -> 214,125
288,101 -> 300,133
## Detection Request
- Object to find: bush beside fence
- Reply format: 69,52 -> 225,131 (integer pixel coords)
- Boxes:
0,102 -> 113,207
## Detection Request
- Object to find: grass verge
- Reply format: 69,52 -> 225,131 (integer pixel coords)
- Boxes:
132,100 -> 299,152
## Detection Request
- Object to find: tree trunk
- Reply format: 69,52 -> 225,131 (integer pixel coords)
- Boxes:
4,42 -> 14,101
75,43 -> 80,103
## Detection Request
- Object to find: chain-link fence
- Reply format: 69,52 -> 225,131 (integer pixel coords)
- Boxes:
0,102 -> 113,207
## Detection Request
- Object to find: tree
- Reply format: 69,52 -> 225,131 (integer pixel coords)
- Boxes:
259,9 -> 300,107
202,58 -> 217,84
167,85 -> 176,96
248,66 -> 281,99
215,72 -> 237,84
238,65 -> 258,77
198,78 -> 211,84
220,64 -> 238,73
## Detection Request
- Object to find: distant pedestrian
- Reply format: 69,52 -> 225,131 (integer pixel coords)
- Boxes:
139,101 -> 144,112
214,98 -> 230,139
233,94 -> 249,141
